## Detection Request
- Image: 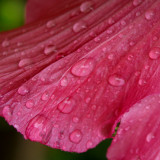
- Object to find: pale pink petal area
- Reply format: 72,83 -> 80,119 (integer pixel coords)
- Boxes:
1,0 -> 160,154
107,94 -> 160,160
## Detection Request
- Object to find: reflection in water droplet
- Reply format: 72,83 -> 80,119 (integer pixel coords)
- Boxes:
108,75 -> 125,86
2,106 -> 12,122
149,47 -> 160,59
18,86 -> 29,95
80,1 -> 93,13
58,98 -> 75,113
73,21 -> 87,33
69,129 -> 82,143
26,115 -> 52,144
71,58 -> 95,77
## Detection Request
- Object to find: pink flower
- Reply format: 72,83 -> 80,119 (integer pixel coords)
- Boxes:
1,0 -> 160,159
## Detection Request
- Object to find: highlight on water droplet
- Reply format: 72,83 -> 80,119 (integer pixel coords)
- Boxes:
58,98 -> 75,114
44,45 -> 57,55
2,105 -> 12,122
69,129 -> 82,143
25,115 -> 52,144
149,47 -> 160,60
60,77 -> 68,87
18,58 -> 32,68
108,74 -> 125,86
80,1 -> 93,13
73,21 -> 87,33
18,86 -> 29,95
26,100 -> 34,109
71,58 -> 95,77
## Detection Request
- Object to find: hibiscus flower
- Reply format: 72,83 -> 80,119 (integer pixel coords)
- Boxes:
1,0 -> 160,159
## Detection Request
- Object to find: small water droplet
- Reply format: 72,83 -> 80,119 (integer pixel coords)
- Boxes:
41,92 -> 49,101
71,58 -> 95,77
138,79 -> 146,86
149,47 -> 160,59
26,100 -> 34,109
44,45 -> 56,55
85,97 -> 91,103
108,54 -> 114,60
73,21 -> 87,33
108,75 -> 125,86
26,115 -> 52,144
108,18 -> 115,24
133,0 -> 142,6
86,140 -> 93,149
2,106 -> 12,122
145,10 -> 154,20
69,129 -> 82,143
146,133 -> 155,142
18,86 -> 29,95
18,58 -> 32,68
60,77 -> 68,87
80,1 -> 93,13
58,98 -> 75,113
2,40 -> 10,47
72,116 -> 79,123
91,105 -> 97,110
145,105 -> 150,110
46,20 -> 55,28
94,37 -> 101,42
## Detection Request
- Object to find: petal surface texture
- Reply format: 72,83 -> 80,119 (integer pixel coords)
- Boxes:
0,0 -> 160,156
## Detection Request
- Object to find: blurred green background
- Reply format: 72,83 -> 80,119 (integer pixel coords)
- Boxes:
0,0 -> 112,160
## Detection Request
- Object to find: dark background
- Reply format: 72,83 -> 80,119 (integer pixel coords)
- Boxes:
0,0 -> 112,159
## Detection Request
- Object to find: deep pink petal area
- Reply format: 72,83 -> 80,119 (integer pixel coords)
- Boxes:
1,0 -> 160,154
107,94 -> 160,160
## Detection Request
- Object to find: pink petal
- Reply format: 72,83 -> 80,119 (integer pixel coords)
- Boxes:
0,0 -> 160,154
107,94 -> 160,160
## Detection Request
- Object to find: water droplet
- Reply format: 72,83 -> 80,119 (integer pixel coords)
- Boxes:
44,45 -> 56,55
91,105 -> 97,110
71,58 -> 95,77
108,18 -> 115,24
41,92 -> 49,101
86,140 -> 93,149
72,116 -> 79,123
18,86 -> 29,95
73,21 -> 87,33
94,37 -> 101,42
58,98 -> 75,113
146,133 -> 155,142
46,20 -> 55,28
108,75 -> 125,86
26,115 -> 52,144
149,47 -> 160,59
2,106 -> 12,122
26,100 -> 34,109
108,54 -> 114,60
60,77 -> 68,87
145,10 -> 154,20
85,97 -> 91,103
2,40 -> 10,47
80,1 -> 93,13
18,58 -> 32,68
138,79 -> 146,86
69,129 -> 82,143
133,0 -> 142,6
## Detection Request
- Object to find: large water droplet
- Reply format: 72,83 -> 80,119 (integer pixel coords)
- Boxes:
2,106 -> 12,122
133,0 -> 142,6
60,77 -> 68,87
73,21 -> 87,33
26,100 -> 34,109
18,58 -> 32,68
149,47 -> 160,59
146,133 -> 155,142
108,75 -> 125,86
26,115 -> 52,144
18,86 -> 29,95
44,45 -> 56,55
58,98 -> 75,113
145,10 -> 154,20
80,1 -> 93,13
69,129 -> 82,143
71,58 -> 95,77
